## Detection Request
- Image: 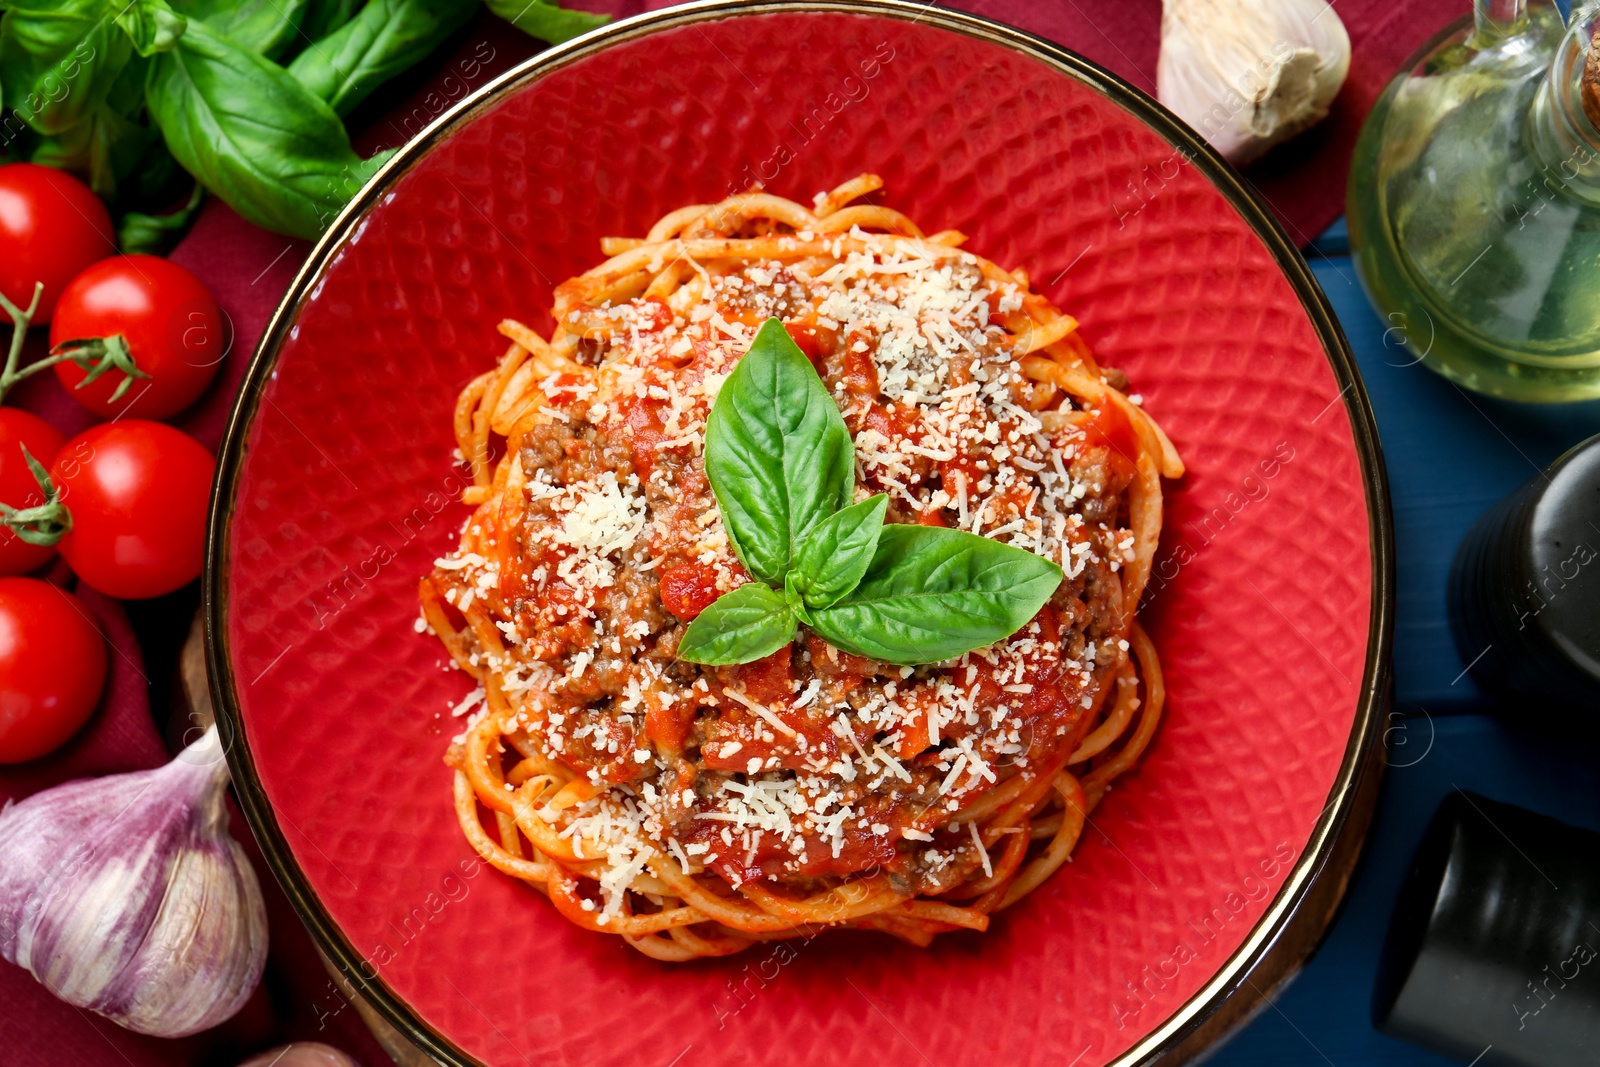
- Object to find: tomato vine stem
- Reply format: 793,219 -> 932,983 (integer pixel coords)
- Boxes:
0,282 -> 148,406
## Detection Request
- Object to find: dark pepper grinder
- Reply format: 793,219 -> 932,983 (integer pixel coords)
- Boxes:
1449,433 -> 1600,711
1373,792 -> 1600,1066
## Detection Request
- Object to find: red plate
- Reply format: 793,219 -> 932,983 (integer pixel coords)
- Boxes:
208,3 -> 1392,1065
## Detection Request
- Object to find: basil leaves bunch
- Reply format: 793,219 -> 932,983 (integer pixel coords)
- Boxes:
0,0 -> 607,248
678,318 -> 1064,667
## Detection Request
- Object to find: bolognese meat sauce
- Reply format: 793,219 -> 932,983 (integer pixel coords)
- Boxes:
429,240 -> 1141,911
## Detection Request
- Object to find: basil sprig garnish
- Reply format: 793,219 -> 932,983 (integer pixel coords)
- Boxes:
678,318 -> 1063,667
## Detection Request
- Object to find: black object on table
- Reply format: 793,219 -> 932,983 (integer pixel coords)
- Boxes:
1374,792 -> 1600,1066
1450,433 -> 1600,714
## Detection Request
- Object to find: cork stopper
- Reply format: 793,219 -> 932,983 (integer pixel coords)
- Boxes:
1585,27 -> 1600,130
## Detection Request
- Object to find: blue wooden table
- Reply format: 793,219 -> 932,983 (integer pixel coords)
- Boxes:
1206,223 -> 1600,1065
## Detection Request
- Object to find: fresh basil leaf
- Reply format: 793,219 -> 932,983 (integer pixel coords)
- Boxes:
88,54 -> 164,197
296,0 -> 363,44
30,53 -> 163,199
787,493 -> 887,610
288,0 -> 476,117
0,0 -> 132,135
483,0 -> 609,44
805,525 -> 1063,665
113,0 -> 186,57
169,0 -> 311,58
677,582 -> 797,667
27,117 -> 92,171
704,317 -> 854,586
146,18 -> 393,239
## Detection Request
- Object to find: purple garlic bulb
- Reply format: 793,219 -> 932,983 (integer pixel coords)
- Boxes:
0,726 -> 268,1036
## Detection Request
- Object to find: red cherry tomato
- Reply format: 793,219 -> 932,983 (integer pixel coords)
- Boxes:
0,577 -> 107,763
0,409 -> 65,575
0,164 -> 116,324
50,255 -> 226,419
51,421 -> 214,599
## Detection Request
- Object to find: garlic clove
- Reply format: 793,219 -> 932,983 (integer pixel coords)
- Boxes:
238,1042 -> 361,1067
0,726 -> 268,1037
1158,0 -> 1352,165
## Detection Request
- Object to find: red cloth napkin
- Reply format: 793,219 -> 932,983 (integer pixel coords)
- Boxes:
0,1 -> 1467,1064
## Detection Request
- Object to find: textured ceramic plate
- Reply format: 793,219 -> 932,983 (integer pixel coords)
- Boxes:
207,3 -> 1393,1065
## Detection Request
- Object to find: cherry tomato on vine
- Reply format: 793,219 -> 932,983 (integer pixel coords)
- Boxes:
17,421 -> 216,599
0,164 -> 116,324
50,255 -> 226,419
0,409 -> 65,575
0,577 -> 107,763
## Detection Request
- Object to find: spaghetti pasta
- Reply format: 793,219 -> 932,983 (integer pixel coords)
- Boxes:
419,176 -> 1184,959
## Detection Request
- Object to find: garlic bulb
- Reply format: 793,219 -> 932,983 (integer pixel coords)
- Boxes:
1158,0 -> 1352,165
0,726 -> 267,1037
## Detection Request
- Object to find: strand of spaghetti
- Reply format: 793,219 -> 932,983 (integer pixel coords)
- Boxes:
487,371 -> 549,437
661,923 -> 756,958
557,268 -> 657,315
946,768 -> 1034,825
856,914 -> 938,947
1028,812 -> 1063,840
1019,354 -> 1109,410
738,879 -> 911,925
452,771 -> 551,883
1071,662 -> 1140,763
811,204 -> 922,236
645,203 -> 716,241
645,856 -> 803,933
624,932 -> 703,962
482,338 -> 534,436
644,259 -> 694,300
923,229 -> 967,247
1018,314 -> 1081,355
997,772 -> 1089,910
509,790 -> 587,865
1082,623 -> 1166,803
889,899 -> 990,932
948,819 -> 1031,898
462,711 -> 516,813
681,192 -> 820,237
991,764 -> 1069,835
1119,451 -> 1164,622
545,865 -> 702,935
453,370 -> 493,496
813,173 -> 883,216
493,810 -> 522,857
503,746 -> 579,788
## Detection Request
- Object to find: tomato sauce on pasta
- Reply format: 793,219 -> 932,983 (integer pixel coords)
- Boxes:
419,176 -> 1184,960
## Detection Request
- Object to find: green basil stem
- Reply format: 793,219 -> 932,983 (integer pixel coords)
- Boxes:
0,282 -> 150,404
0,444 -> 72,548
